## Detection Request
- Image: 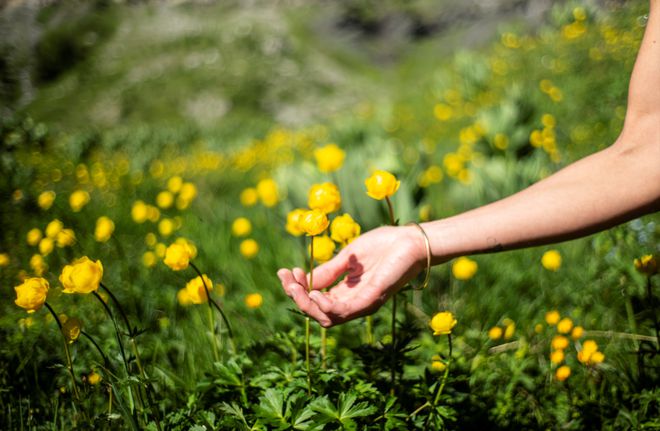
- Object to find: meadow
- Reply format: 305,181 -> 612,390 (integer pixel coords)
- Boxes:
0,0 -> 658,429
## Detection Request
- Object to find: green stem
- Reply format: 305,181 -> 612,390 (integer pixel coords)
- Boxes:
385,196 -> 397,395
80,330 -> 111,370
93,291 -> 130,374
366,316 -> 374,345
646,276 -> 660,349
305,236 -> 316,395
190,261 -> 235,351
44,303 -> 82,407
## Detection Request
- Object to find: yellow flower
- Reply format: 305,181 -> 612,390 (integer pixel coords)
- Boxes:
56,229 -> 76,248
60,257 -> 104,294
310,235 -> 336,263
95,217 -> 115,242
308,182 -> 342,214
131,200 -> 149,223
62,317 -> 82,344
142,251 -> 157,268
175,237 -> 198,259
0,253 -> 9,267
39,238 -> 54,256
541,250 -> 562,271
240,239 -> 259,259
37,191 -> 56,210
551,335 -> 569,350
488,326 -> 503,340
145,233 -> 157,247
167,176 -> 183,193
557,317 -> 573,334
300,209 -> 329,236
534,323 -> 544,333
177,288 -> 193,306
185,274 -> 213,304
156,191 -> 174,209
430,311 -> 457,336
314,143 -> 346,173
14,277 -> 49,313
504,321 -> 516,340
155,243 -> 166,258
158,218 -> 175,237
27,228 -> 42,246
69,190 -> 90,212
232,217 -> 252,237
245,293 -> 263,309
365,170 -> 400,200
285,208 -> 306,237
571,326 -> 584,340
240,187 -> 258,207
590,351 -> 605,364
257,178 -> 279,207
29,254 -> 47,276
452,257 -> 478,280
330,213 -> 361,246
179,182 -> 198,202
634,255 -> 657,276
545,310 -> 560,326
555,365 -> 571,381
431,359 -> 447,372
577,339 -> 599,364
87,371 -> 102,385
45,219 -> 64,239
147,205 -> 161,222
164,243 -> 191,271
550,350 -> 565,364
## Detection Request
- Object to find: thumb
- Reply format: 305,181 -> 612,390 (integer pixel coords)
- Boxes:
309,249 -> 350,290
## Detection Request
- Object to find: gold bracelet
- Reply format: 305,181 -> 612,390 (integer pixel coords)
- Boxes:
405,222 -> 432,290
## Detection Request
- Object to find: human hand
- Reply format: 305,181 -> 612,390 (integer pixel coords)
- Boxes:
277,225 -> 427,327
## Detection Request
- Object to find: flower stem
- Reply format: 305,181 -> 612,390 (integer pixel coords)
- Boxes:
426,334 -> 453,428
81,330 -> 111,370
190,261 -> 235,353
365,316 -> 374,345
385,196 -> 397,396
44,303 -> 82,407
306,236 -> 315,395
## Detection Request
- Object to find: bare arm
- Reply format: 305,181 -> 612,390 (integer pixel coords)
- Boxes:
424,1 -> 660,261
278,1 -> 660,327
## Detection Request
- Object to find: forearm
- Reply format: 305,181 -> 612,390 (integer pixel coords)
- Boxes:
422,122 -> 660,262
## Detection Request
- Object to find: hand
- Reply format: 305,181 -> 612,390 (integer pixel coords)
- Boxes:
277,225 -> 426,327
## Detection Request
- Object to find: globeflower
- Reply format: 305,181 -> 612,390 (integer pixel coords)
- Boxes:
571,326 -> 584,340
285,208 -> 307,236
240,187 -> 258,207
551,335 -> 569,350
27,228 -> 42,246
185,274 -> 213,304
156,191 -> 174,209
314,143 -> 345,173
256,178 -> 279,207
330,213 -> 361,246
45,219 -> 64,239
38,238 -> 54,256
365,170 -> 400,200
231,217 -> 252,237
14,277 -> 49,313
131,200 -> 149,223
37,191 -> 56,210
555,365 -> 571,381
452,257 -> 478,280
56,229 -> 76,248
69,190 -> 90,212
300,209 -> 329,236
164,243 -> 191,271
310,235 -> 336,263
308,182 -> 341,214
95,216 -> 115,242
240,239 -> 259,259
488,326 -> 503,340
62,317 -> 83,344
60,257 -> 104,294
550,350 -> 565,364
245,293 -> 263,309
167,176 -> 183,193
430,311 -> 457,336
29,254 -> 47,276
634,254 -> 657,276
541,250 -> 562,271
0,253 -> 9,267
545,310 -> 560,326
557,317 -> 573,334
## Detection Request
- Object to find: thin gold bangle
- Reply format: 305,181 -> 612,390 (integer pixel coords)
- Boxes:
405,222 -> 432,290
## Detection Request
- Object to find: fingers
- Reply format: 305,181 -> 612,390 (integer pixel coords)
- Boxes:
309,250 -> 350,290
277,268 -> 332,327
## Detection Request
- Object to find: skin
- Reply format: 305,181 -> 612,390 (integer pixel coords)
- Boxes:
278,1 -> 660,328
